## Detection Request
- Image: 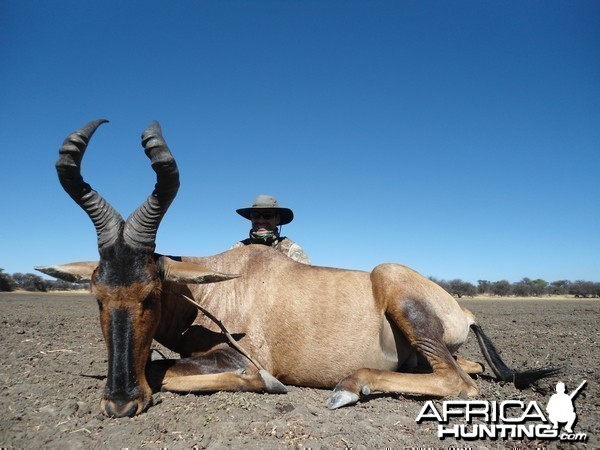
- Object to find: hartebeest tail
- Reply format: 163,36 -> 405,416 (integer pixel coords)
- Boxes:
471,324 -> 560,388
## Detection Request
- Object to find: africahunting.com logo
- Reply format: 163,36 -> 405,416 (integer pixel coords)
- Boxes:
416,380 -> 588,442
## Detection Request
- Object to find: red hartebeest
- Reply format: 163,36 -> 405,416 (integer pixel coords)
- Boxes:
37,120 -> 558,418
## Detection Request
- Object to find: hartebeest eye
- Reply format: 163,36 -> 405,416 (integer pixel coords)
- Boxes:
141,294 -> 157,309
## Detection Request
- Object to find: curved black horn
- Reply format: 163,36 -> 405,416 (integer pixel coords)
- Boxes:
57,119 -> 124,249
123,121 -> 180,249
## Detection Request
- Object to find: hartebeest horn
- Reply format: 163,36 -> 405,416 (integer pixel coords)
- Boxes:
56,119 -> 124,249
123,121 -> 180,250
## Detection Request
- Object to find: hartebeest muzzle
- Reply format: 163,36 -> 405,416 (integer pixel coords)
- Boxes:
102,308 -> 142,417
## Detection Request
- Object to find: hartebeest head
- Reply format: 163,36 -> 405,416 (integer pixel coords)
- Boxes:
37,120 -> 235,417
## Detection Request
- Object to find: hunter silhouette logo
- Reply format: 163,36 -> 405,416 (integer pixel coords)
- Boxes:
415,379 -> 588,442
546,380 -> 586,434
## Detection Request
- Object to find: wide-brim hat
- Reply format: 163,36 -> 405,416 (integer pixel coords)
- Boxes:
236,195 -> 294,225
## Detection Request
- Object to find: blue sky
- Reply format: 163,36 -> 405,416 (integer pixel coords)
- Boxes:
1,1 -> 599,284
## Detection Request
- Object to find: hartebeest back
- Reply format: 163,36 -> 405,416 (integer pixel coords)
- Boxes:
37,120 -> 558,417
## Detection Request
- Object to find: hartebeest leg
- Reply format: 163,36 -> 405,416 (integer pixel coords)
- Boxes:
147,348 -> 287,394
162,370 -> 286,394
454,355 -> 484,375
328,297 -> 477,409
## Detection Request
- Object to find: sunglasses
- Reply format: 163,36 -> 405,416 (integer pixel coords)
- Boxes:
251,212 -> 276,220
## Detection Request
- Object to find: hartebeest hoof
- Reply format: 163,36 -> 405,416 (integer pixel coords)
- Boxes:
259,370 -> 288,394
327,388 -> 360,409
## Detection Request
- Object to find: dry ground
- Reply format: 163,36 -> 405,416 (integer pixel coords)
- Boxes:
0,292 -> 598,449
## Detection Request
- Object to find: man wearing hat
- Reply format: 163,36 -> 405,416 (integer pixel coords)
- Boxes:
232,195 -> 310,264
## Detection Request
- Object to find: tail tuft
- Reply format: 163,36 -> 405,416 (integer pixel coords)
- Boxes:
470,324 -> 559,389
513,367 -> 561,389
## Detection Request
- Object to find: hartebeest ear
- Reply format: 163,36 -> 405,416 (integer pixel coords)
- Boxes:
35,261 -> 98,283
157,256 -> 240,284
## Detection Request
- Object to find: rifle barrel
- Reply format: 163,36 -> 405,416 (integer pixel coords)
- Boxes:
569,380 -> 587,399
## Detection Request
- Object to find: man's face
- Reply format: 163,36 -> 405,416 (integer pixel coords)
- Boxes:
251,210 -> 280,233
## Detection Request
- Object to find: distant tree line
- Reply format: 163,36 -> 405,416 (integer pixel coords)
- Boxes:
1,267 -> 598,297
0,268 -> 88,292
429,277 -> 600,298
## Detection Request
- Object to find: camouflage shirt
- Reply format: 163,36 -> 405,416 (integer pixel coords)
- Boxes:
231,237 -> 311,265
